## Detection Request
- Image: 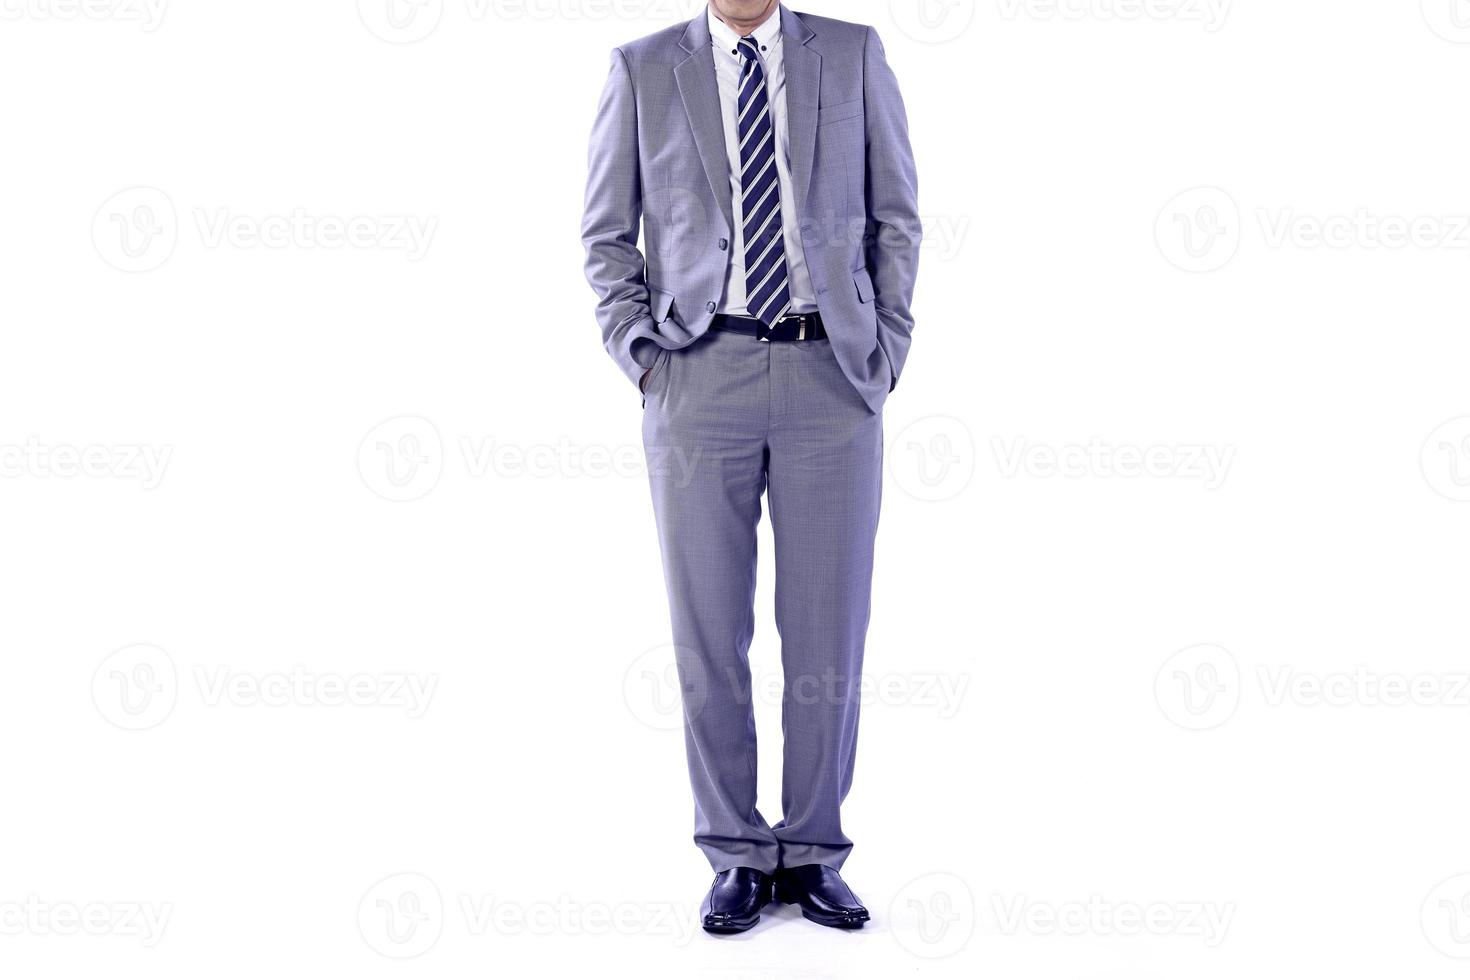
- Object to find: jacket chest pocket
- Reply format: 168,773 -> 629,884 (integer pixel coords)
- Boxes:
817,99 -> 864,126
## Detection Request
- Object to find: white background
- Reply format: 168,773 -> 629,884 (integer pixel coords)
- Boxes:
3,0 -> 1470,976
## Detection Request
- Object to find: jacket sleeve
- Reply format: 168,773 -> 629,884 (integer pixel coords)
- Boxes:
582,47 -> 661,388
862,27 -> 922,392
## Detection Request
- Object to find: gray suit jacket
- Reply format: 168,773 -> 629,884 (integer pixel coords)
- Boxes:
581,7 -> 921,413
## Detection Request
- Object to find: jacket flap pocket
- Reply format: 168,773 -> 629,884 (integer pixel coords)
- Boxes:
650,288 -> 675,323
853,268 -> 874,304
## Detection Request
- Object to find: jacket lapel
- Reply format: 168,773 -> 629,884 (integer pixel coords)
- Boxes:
781,7 -> 820,222
675,16 -> 734,234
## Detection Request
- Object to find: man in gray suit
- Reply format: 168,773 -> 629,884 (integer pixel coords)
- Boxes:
582,0 -> 919,934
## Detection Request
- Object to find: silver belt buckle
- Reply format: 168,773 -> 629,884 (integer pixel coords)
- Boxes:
770,314 -> 807,342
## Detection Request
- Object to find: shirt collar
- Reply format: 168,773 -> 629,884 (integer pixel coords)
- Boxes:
707,4 -> 782,58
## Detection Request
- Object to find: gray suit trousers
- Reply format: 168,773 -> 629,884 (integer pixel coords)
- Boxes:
641,328 -> 882,873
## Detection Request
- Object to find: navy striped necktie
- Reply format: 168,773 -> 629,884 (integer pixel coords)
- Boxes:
735,35 -> 791,327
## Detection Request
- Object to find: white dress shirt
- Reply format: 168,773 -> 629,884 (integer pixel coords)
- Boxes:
707,7 -> 818,317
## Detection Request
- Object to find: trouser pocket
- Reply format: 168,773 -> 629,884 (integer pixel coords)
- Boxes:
641,348 -> 672,408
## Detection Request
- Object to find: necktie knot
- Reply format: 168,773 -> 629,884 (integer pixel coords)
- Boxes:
737,36 -> 760,62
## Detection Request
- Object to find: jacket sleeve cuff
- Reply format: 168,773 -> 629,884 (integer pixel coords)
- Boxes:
621,326 -> 661,388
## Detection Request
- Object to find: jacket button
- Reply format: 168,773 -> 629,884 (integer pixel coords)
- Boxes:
706,302 -> 717,313
718,238 -> 728,251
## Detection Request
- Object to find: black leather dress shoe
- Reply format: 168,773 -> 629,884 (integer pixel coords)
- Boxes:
701,867 -> 773,934
774,865 -> 870,928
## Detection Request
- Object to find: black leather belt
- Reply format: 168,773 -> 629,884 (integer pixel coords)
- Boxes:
710,311 -> 827,342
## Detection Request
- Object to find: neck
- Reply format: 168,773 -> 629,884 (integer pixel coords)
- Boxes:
713,1 -> 779,36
